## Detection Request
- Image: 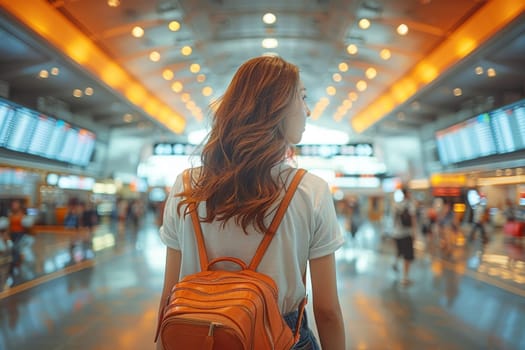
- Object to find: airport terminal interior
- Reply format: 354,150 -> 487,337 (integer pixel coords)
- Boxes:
1,1 -> 525,349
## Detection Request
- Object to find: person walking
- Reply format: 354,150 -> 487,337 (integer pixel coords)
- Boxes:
391,188 -> 417,286
469,200 -> 489,244
155,56 -> 346,350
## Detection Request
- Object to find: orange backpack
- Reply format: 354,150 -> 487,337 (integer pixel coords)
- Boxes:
155,168 -> 307,350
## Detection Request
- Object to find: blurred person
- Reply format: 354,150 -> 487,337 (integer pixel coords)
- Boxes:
80,201 -> 99,243
503,198 -> 516,223
391,188 -> 417,286
468,199 -> 489,244
155,56 -> 345,350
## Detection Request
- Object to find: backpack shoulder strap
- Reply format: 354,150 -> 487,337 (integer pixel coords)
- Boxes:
183,169 -> 209,271
249,168 -> 307,270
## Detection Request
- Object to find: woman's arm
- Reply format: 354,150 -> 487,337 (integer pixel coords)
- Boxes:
155,247 -> 182,350
310,253 -> 346,350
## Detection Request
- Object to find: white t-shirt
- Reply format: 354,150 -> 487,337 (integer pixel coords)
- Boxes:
160,165 -> 344,314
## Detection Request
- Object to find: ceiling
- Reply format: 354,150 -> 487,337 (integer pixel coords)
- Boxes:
0,0 -> 524,144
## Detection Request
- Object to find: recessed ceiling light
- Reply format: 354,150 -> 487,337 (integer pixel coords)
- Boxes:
397,24 -> 409,35
348,92 -> 358,101
358,18 -> 371,29
487,68 -> 496,77
332,73 -> 342,82
168,21 -> 181,32
475,66 -> 484,75
149,51 -> 161,62
380,49 -> 391,60
181,93 -> 191,103
131,26 -> 144,38
123,113 -> 133,123
50,67 -> 60,76
181,46 -> 192,56
39,69 -> 49,78
338,62 -> 349,72
326,86 -> 336,96
346,44 -> 358,55
453,88 -> 462,96
262,13 -> 276,24
190,63 -> 201,73
171,81 -> 183,93
202,86 -> 213,96
84,87 -> 94,96
73,89 -> 83,97
356,80 -> 367,91
365,67 -> 377,79
162,69 -> 174,80
196,74 -> 206,83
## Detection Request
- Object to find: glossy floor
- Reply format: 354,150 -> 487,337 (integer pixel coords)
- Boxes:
0,214 -> 524,350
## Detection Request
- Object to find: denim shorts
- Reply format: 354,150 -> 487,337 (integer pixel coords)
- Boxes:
283,310 -> 320,350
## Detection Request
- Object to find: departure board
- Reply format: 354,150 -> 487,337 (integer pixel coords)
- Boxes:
5,108 -> 37,152
28,114 -> 56,156
436,113 -> 497,165
57,126 -> 79,162
436,99 -> 525,165
0,102 -> 16,146
490,100 -> 525,153
0,98 -> 97,167
44,120 -> 68,159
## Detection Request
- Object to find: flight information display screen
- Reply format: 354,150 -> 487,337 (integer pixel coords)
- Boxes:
0,98 -> 96,166
436,99 -> 525,165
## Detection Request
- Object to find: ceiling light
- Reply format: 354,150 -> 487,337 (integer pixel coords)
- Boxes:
356,80 -> 367,91
397,24 -> 409,35
123,113 -> 134,123
171,81 -> 183,93
338,62 -> 349,72
131,26 -> 144,38
342,99 -> 352,108
326,86 -> 336,96
453,88 -> 462,96
181,46 -> 192,56
487,68 -> 496,77
84,87 -> 94,96
39,69 -> 49,78
475,66 -> 484,75
332,73 -> 342,82
186,101 -> 196,109
348,92 -> 358,101
181,93 -> 191,103
262,38 -> 278,49
190,63 -> 201,73
149,51 -> 161,62
168,21 -> 181,32
50,67 -> 60,76
196,74 -> 206,83
262,13 -> 276,24
162,69 -> 174,80
365,67 -> 377,79
73,89 -> 83,97
107,0 -> 120,7
202,86 -> 213,96
380,49 -> 391,60
346,44 -> 358,55
358,18 -> 371,29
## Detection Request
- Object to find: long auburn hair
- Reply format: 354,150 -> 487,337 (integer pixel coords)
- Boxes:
177,56 -> 300,234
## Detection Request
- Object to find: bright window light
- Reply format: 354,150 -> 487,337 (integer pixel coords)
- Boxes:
299,124 -> 349,145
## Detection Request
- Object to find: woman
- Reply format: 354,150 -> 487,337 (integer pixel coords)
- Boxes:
156,56 -> 346,349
